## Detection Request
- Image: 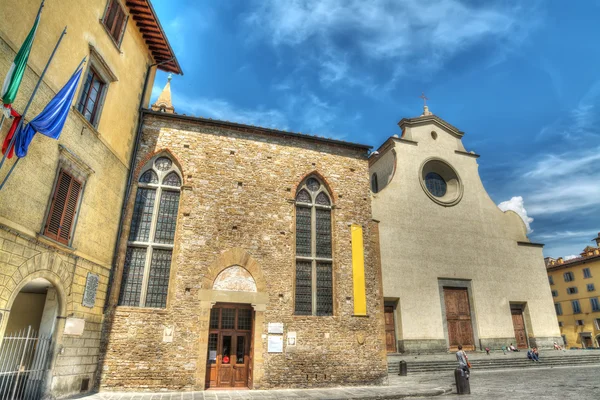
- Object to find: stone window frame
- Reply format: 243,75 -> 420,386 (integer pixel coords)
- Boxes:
101,0 -> 129,49
293,175 -> 334,316
40,145 -> 94,248
118,154 -> 182,308
75,45 -> 118,130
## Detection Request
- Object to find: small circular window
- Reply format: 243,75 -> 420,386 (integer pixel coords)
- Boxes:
425,172 -> 446,197
419,158 -> 463,206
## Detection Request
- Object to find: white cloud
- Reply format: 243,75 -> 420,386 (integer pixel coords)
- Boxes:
172,94 -> 289,130
497,196 -> 534,233
246,0 -> 536,89
564,255 -> 579,261
535,230 -> 599,241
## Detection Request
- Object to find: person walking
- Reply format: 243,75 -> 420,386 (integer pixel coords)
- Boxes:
456,345 -> 470,378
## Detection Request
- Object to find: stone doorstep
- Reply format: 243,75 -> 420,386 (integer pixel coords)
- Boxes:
78,382 -> 452,400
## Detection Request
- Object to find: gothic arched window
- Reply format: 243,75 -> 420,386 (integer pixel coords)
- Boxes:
294,176 -> 333,316
119,155 -> 182,308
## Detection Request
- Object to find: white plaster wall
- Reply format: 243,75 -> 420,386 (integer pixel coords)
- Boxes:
371,118 -> 560,344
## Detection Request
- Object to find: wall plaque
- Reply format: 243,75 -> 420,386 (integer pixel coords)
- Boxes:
163,325 -> 174,342
268,322 -> 284,334
268,335 -> 283,353
82,273 -> 99,308
64,318 -> 85,335
287,331 -> 297,346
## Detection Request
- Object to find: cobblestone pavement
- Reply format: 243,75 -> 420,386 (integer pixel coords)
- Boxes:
409,364 -> 600,399
79,365 -> 600,399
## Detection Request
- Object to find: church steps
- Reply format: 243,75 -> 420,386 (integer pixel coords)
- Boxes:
387,354 -> 600,373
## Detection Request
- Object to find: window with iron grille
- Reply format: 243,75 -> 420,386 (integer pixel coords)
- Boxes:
572,300 -> 581,314
102,0 -> 128,45
118,156 -> 181,308
43,169 -> 83,245
294,176 -> 333,316
583,268 -> 592,278
564,272 -> 574,282
77,67 -> 107,126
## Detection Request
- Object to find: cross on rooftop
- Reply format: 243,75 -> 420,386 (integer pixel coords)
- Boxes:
420,92 -> 429,107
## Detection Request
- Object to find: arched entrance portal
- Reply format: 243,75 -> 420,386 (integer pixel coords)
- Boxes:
206,266 -> 256,389
1,278 -> 59,399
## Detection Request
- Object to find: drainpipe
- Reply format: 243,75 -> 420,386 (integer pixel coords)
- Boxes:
104,58 -> 176,311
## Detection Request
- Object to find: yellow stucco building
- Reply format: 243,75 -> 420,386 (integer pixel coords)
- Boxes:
0,0 -> 180,398
546,233 -> 600,349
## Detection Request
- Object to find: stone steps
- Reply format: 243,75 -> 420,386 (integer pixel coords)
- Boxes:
387,355 -> 600,374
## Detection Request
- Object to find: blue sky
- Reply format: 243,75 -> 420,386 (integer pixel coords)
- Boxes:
150,0 -> 600,258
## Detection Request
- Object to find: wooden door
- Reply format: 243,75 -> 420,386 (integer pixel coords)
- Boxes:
384,306 -> 397,353
206,304 -> 253,389
444,288 -> 475,351
511,310 -> 528,349
217,333 -> 234,387
583,336 -> 593,348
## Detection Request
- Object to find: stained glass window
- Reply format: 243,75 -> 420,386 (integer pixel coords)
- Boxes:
316,262 -> 333,316
294,261 -> 313,315
145,249 -> 172,308
425,172 -> 446,197
139,170 -> 158,184
294,176 -> 333,316
118,155 -> 182,308
163,172 -> 181,187
154,190 -> 180,244
155,157 -> 172,171
129,188 -> 156,242
118,247 -> 147,306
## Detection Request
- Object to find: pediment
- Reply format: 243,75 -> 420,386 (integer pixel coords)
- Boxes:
398,114 -> 464,139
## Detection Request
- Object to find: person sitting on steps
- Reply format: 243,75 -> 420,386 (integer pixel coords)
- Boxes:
509,343 -> 519,352
527,347 -> 540,362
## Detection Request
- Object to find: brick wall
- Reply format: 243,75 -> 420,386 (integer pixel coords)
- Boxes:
100,113 -> 388,391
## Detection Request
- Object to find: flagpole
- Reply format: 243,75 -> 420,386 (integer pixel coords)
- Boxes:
0,0 -> 45,132
0,26 -> 66,172
0,159 -> 19,190
0,55 -> 86,191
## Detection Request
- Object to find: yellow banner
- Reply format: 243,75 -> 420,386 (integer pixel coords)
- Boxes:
351,224 -> 367,315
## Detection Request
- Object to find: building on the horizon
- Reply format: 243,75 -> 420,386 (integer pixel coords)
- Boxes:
369,105 -> 562,354
546,233 -> 600,349
98,79 -> 388,391
0,0 -> 180,397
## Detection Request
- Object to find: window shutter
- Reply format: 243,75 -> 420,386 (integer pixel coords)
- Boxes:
117,14 -> 129,46
44,170 -> 82,245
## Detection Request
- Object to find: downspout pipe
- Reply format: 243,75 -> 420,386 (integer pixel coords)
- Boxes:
104,58 -> 176,311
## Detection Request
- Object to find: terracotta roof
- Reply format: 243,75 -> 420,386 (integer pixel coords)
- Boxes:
546,253 -> 600,271
125,0 -> 182,74
143,109 -> 372,151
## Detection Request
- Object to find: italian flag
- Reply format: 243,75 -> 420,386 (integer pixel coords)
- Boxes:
1,9 -> 41,112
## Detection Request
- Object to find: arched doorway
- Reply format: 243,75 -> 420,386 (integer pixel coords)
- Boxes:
0,278 -> 59,399
206,266 -> 257,389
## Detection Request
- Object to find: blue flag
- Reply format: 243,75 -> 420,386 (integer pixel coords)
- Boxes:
14,66 -> 84,158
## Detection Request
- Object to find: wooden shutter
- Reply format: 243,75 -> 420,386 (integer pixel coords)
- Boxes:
45,170 -> 82,245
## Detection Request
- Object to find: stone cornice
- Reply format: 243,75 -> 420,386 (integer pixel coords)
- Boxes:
398,114 -> 465,138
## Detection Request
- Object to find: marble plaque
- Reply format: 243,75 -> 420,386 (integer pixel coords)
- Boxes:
268,335 -> 283,353
268,322 -> 284,334
82,273 -> 99,308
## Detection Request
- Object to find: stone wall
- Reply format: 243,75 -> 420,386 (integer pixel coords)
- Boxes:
0,226 -> 109,398
100,113 -> 389,391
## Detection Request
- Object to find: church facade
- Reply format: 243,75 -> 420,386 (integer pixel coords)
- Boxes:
370,106 -> 562,354
98,84 -> 388,391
